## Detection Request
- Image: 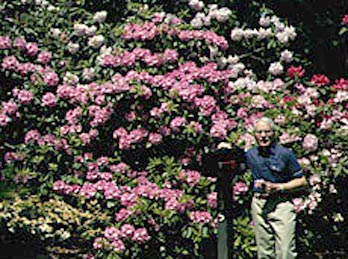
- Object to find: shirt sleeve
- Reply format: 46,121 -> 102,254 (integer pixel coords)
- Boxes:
286,150 -> 303,178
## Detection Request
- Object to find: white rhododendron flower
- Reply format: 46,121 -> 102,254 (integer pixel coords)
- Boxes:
85,25 -> 97,37
259,16 -> 271,27
88,35 -> 105,49
190,17 -> 203,28
257,28 -> 273,39
268,62 -> 284,75
67,42 -> 79,54
230,28 -> 244,41
93,11 -> 107,23
73,23 -> 88,36
189,0 -> 204,11
214,7 -> 232,22
50,28 -> 61,39
280,49 -> 294,62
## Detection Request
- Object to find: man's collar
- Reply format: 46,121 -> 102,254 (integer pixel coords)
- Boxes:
257,143 -> 276,157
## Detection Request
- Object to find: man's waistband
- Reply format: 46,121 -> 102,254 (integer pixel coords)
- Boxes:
253,192 -> 293,200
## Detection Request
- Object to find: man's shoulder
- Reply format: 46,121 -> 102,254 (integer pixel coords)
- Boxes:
246,147 -> 257,156
274,144 -> 295,155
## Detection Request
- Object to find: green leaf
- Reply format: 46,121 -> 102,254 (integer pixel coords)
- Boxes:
339,27 -> 348,35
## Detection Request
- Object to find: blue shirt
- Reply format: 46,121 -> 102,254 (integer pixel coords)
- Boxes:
246,144 -> 303,192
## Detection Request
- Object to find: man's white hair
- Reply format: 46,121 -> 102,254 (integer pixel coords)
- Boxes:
254,117 -> 275,131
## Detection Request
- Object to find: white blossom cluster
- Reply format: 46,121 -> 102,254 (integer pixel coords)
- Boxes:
231,15 -> 296,44
189,2 -> 232,28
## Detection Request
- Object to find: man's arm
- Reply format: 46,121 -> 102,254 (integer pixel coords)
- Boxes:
265,175 -> 307,193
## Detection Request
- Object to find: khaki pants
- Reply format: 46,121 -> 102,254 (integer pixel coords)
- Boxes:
251,194 -> 297,259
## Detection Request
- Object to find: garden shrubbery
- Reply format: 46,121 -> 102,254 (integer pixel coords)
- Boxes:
0,0 -> 347,258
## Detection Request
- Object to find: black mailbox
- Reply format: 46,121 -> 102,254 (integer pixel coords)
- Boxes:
201,146 -> 246,259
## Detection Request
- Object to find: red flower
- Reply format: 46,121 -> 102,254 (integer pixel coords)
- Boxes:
342,14 -> 348,25
287,65 -> 305,78
311,74 -> 330,86
283,95 -> 295,104
332,78 -> 348,91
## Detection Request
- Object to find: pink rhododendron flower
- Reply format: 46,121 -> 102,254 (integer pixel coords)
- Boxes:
233,181 -> 248,200
148,133 -> 162,144
43,71 -> 59,86
24,129 -> 41,144
308,174 -> 321,186
115,208 -> 133,222
2,55 -> 19,70
292,198 -> 306,213
170,116 -> 186,131
208,192 -> 217,209
13,37 -> 26,50
120,224 -> 135,238
0,114 -> 10,126
41,92 -> 57,107
79,183 -> 97,198
132,227 -> 150,243
104,226 -> 121,241
25,42 -> 39,56
37,51 -> 52,64
110,239 -> 125,252
189,211 -> 212,223
0,36 -> 11,49
1,101 -> 17,115
302,134 -> 318,152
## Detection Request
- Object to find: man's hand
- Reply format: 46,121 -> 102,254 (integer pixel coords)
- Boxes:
264,182 -> 284,193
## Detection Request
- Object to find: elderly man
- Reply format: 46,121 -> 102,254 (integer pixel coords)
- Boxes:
246,117 -> 307,259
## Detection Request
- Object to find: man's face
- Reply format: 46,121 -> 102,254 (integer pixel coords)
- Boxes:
254,121 -> 274,148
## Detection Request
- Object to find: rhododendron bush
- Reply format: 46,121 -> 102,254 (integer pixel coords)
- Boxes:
0,0 -> 346,258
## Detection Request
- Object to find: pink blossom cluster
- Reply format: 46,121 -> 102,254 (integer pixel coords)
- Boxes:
122,21 -> 228,50
122,22 -> 161,41
209,115 -> 237,139
41,92 -> 57,107
292,173 -> 337,214
53,180 -> 81,195
13,89 -> 34,105
0,36 -> 39,56
113,127 -> 149,149
250,95 -> 273,109
101,225 -> 150,252
4,151 -> 25,164
115,208 -> 133,222
178,169 -> 201,186
159,188 -> 192,213
279,132 -> 302,145
0,100 -> 18,126
178,30 -> 229,50
232,181 -> 248,201
195,95 -> 217,116
207,192 -> 217,209
169,116 -> 186,132
302,134 -> 318,152
0,36 -> 11,49
89,105 -> 114,127
0,37 -> 58,85
101,48 -> 178,67
133,180 -> 161,199
189,211 -> 212,224
170,82 -> 204,102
